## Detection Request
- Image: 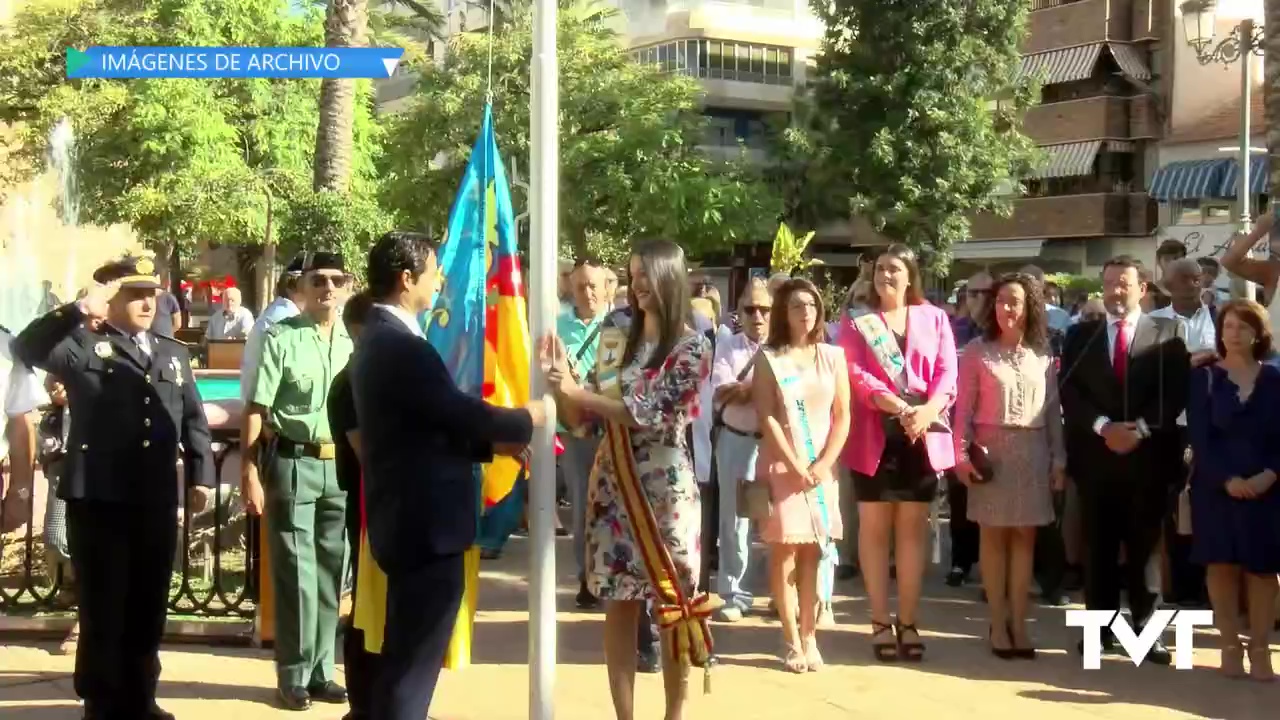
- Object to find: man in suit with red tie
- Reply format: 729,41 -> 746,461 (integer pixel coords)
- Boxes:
1059,255 -> 1190,665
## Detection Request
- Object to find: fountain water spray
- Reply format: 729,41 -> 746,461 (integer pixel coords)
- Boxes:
0,118 -> 78,332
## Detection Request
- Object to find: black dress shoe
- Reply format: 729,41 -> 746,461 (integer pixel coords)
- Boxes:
1144,638 -> 1172,665
1039,592 -> 1070,607
575,582 -> 601,610
308,680 -> 348,703
1077,634 -> 1117,656
480,547 -> 502,560
278,686 -> 312,711
145,705 -> 176,720
945,567 -> 969,587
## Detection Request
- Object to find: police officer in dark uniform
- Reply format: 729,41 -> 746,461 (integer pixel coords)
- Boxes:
13,255 -> 214,720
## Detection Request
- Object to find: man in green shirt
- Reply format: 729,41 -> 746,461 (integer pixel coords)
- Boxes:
240,251 -> 354,711
554,257 -> 609,609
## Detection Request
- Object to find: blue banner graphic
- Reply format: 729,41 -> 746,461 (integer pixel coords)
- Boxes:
65,47 -> 405,79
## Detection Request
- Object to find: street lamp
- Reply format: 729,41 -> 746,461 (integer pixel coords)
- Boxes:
1180,0 -> 1265,298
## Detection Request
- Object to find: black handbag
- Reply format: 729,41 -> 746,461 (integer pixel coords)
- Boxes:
967,442 -> 994,484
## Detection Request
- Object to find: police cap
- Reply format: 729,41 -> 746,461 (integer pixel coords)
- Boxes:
93,255 -> 161,290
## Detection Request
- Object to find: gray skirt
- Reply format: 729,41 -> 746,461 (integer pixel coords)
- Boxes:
966,424 -> 1053,528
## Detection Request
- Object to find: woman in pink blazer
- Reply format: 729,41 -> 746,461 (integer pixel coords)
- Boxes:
837,244 -> 957,663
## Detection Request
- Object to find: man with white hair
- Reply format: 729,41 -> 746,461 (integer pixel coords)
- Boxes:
206,286 -> 255,340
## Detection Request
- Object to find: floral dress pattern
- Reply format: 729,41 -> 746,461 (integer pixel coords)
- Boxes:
585,332 -> 712,601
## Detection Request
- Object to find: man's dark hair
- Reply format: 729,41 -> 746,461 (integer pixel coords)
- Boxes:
1102,254 -> 1144,274
1157,239 -> 1187,261
343,291 -> 375,331
1197,256 -> 1220,272
367,231 -> 438,299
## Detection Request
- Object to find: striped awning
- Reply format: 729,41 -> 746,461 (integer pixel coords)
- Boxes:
1019,44 -> 1103,85
1033,141 -> 1102,179
1149,159 -> 1233,200
1107,43 -> 1152,81
1218,155 -> 1269,197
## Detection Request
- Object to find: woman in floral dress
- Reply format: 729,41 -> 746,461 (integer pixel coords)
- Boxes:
545,239 -> 710,720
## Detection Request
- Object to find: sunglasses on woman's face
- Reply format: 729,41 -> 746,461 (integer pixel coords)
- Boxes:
310,273 -> 350,289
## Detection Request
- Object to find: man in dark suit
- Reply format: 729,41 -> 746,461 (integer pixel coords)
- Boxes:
13,255 -> 215,720
1059,255 -> 1190,665
351,231 -> 547,720
327,290 -> 377,720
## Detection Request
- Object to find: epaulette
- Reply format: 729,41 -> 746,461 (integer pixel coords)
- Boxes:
266,315 -> 307,336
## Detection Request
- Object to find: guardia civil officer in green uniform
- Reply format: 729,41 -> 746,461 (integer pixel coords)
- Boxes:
241,251 -> 353,711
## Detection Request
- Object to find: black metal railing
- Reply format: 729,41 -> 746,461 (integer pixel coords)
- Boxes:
0,432 -> 258,619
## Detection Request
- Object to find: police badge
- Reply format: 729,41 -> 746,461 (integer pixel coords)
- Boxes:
94,341 -> 113,359
170,357 -> 185,386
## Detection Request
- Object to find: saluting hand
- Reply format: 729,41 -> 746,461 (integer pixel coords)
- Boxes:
77,280 -> 120,320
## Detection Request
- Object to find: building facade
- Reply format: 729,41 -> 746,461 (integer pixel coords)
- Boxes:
1149,2 -> 1266,288
958,0 -> 1167,278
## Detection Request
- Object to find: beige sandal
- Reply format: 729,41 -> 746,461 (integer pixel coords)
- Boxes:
1221,643 -> 1245,678
1248,642 -> 1275,682
804,638 -> 824,671
55,622 -> 79,656
783,645 -> 808,674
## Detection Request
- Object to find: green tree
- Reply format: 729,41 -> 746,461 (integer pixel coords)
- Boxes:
379,1 -> 778,260
0,0 -> 392,265
809,0 -> 1038,272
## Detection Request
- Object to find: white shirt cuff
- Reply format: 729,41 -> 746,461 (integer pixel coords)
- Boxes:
1092,416 -> 1110,435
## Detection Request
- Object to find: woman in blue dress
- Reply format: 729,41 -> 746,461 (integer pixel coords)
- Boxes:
1187,299 -> 1280,681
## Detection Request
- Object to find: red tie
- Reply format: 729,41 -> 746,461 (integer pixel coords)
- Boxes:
1113,320 -> 1128,382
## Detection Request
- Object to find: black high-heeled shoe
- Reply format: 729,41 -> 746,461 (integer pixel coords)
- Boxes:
990,625 -> 1016,660
1009,622 -> 1037,660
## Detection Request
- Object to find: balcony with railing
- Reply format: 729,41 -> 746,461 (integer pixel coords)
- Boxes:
631,37 -> 797,109
1025,0 -> 1134,54
970,191 -> 1156,240
1024,95 -> 1133,145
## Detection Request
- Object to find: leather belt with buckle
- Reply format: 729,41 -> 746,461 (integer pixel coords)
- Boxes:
277,438 -> 337,460
722,425 -> 762,440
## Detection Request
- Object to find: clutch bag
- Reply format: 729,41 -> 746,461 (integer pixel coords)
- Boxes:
967,442 -> 994,484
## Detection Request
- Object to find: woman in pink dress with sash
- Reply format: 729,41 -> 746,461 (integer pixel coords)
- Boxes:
838,244 -> 957,663
754,278 -> 851,673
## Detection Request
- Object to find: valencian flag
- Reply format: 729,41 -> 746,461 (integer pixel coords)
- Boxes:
352,102 -> 531,667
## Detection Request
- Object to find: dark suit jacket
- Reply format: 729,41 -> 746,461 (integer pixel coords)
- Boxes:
1059,313 -> 1190,486
351,307 -> 533,573
13,303 -> 214,506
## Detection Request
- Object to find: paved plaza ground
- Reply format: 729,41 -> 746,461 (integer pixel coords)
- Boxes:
3,535 -> 1279,720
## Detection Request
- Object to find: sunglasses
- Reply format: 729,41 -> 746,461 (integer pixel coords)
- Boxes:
742,304 -> 771,316
967,288 -> 992,297
310,273 -> 350,289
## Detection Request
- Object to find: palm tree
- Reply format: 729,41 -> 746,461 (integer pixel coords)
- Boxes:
312,0 -> 445,193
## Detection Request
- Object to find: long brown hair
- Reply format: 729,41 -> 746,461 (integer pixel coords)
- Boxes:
623,239 -> 691,370
865,243 -> 926,309
982,272 -> 1048,352
766,278 -> 827,349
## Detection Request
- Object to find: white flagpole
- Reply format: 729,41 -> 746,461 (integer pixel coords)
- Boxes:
528,0 -> 559,717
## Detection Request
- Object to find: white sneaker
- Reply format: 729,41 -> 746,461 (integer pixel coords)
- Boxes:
715,606 -> 744,623
817,603 -> 836,628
